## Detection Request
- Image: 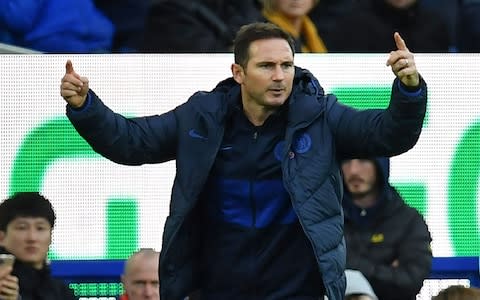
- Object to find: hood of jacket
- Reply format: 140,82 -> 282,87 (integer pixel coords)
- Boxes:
342,157 -> 394,224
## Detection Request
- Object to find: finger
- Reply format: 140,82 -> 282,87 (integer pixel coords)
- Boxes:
0,266 -> 12,277
394,32 -> 408,51
80,76 -> 89,85
61,81 -> 83,92
66,60 -> 74,74
61,89 -> 80,98
62,74 -> 84,87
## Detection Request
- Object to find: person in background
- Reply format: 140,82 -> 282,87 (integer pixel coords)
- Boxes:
61,22 -> 427,299
262,0 -> 327,52
328,0 -> 450,52
341,158 -> 432,300
457,0 -> 480,52
0,264 -> 19,300
0,192 -> 77,300
432,285 -> 480,300
94,0 -> 150,52
141,0 -> 262,53
0,0 -> 113,53
345,269 -> 378,300
120,249 -> 160,300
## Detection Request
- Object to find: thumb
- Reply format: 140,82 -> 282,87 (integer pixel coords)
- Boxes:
394,32 -> 408,51
65,60 -> 74,74
0,266 -> 12,277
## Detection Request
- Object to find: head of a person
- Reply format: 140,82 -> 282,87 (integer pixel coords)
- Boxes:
122,248 -> 160,300
232,22 -> 296,111
341,158 -> 389,208
432,285 -> 480,300
385,0 -> 417,10
0,192 -> 55,269
262,0 -> 319,18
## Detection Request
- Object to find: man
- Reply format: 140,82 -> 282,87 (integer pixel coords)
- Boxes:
120,249 -> 160,300
60,22 -> 427,299
341,158 -> 432,300
0,192 -> 77,300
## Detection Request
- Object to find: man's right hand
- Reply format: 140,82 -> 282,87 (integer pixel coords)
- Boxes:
0,266 -> 19,300
60,60 -> 89,108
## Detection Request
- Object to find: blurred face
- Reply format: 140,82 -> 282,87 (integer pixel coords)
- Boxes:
386,0 -> 416,9
232,38 -> 294,111
0,217 -> 52,269
275,0 -> 316,18
341,159 -> 378,198
122,256 -> 159,300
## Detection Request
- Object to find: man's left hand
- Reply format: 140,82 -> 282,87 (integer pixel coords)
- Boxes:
386,32 -> 420,88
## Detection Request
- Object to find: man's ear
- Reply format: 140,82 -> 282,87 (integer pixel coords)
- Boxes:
231,63 -> 244,84
0,230 -> 5,246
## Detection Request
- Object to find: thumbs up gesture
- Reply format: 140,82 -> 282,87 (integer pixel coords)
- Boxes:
60,60 -> 89,108
386,32 -> 420,88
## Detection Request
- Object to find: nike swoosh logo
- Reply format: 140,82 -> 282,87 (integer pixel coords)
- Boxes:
220,146 -> 233,151
188,129 -> 207,140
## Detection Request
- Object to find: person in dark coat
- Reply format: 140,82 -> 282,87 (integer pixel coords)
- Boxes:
0,192 -> 77,300
341,157 -> 432,300
60,22 -> 427,299
328,0 -> 450,52
141,0 -> 262,52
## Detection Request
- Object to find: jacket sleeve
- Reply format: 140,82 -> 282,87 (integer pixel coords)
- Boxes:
66,90 -> 178,165
348,211 -> 432,297
328,77 -> 427,158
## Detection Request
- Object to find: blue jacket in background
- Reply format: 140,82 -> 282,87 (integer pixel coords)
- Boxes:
0,0 -> 113,53
66,67 -> 427,300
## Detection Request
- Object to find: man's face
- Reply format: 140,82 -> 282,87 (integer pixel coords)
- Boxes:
232,38 -> 294,110
122,256 -> 160,300
0,217 -> 52,269
386,0 -> 416,9
341,159 -> 378,198
276,0 -> 316,19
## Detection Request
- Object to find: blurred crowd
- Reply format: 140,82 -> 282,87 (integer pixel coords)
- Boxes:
1,0 -> 479,54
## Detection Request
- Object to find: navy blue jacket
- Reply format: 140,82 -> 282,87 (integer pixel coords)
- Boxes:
66,67 -> 427,300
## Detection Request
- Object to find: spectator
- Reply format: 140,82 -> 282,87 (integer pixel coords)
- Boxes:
345,269 -> 378,300
0,192 -> 77,300
142,0 -> 262,52
0,0 -> 113,53
341,158 -> 432,300
457,0 -> 480,52
328,0 -> 450,52
308,0 -> 355,49
0,262 -> 19,300
94,0 -> 150,52
120,249 -> 160,300
61,22 -> 427,299
262,0 -> 327,52
432,285 -> 480,300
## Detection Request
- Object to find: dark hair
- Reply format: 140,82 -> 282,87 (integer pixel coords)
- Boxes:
0,192 -> 56,231
432,285 -> 480,300
233,22 -> 295,68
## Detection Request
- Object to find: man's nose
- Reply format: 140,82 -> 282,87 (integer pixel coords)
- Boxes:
272,65 -> 285,81
144,283 -> 158,297
26,228 -> 38,241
